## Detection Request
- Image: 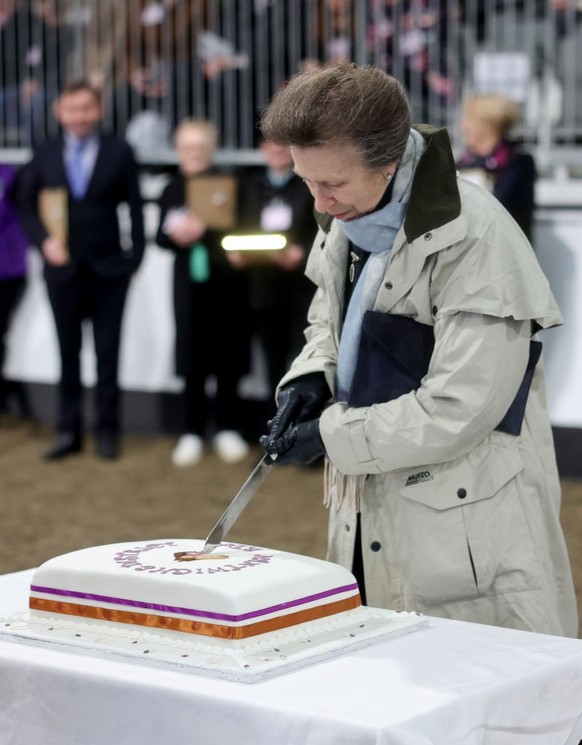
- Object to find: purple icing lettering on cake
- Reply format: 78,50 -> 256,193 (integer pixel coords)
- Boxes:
241,555 -> 272,567
113,543 -> 194,575
112,543 -> 273,575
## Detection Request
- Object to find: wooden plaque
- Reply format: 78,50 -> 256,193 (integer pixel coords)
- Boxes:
186,175 -> 237,230
38,188 -> 68,251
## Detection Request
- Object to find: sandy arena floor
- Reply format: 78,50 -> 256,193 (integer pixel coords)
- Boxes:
1,416 -> 580,637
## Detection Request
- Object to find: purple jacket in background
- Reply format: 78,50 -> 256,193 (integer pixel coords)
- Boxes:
0,163 -> 29,281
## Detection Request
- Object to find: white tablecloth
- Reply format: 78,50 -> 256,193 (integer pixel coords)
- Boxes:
1,569 -> 581,745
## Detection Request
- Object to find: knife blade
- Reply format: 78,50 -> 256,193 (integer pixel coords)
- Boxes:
203,454 -> 275,554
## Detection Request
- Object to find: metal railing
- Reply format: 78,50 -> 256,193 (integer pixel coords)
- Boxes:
1,1 -> 581,175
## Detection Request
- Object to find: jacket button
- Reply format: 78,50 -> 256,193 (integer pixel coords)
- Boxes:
424,232 -> 432,240
384,281 -> 393,290
345,524 -> 350,532
370,541 -> 382,552
457,488 -> 467,499
432,305 -> 438,315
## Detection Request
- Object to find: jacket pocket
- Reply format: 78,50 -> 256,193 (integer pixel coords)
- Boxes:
398,441 -> 542,607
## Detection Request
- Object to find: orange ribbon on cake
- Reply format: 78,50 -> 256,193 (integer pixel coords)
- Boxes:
30,595 -> 362,639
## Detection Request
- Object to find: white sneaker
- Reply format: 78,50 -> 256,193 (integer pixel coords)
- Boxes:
213,430 -> 249,464
171,434 -> 203,466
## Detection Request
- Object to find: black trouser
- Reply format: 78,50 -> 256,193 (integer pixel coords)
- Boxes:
254,306 -> 307,402
182,367 -> 241,437
45,266 -> 129,436
177,271 -> 248,438
352,513 -> 368,606
0,276 -> 27,412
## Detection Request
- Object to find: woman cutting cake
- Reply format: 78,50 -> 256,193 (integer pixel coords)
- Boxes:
259,63 -> 578,637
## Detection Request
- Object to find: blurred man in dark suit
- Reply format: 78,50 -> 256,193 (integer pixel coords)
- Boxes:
17,80 -> 145,460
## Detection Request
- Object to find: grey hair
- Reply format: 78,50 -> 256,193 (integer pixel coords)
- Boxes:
260,64 -> 411,169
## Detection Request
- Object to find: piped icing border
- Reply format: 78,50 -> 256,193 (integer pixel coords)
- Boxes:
29,594 -> 362,639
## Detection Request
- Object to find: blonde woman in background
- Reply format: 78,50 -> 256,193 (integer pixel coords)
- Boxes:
456,93 -> 537,242
156,119 -> 250,466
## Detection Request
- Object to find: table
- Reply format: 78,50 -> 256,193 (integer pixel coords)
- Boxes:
1,569 -> 581,745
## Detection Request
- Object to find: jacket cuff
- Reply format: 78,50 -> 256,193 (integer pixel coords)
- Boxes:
320,403 -> 381,475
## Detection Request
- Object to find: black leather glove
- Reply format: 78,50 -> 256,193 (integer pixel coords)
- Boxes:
266,372 -> 331,445
260,419 -> 325,466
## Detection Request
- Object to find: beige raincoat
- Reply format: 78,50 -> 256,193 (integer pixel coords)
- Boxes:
280,127 -> 578,637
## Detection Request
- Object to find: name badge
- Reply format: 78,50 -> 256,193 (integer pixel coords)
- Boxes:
260,202 -> 292,232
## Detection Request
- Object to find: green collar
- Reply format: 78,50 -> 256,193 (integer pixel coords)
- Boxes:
314,125 -> 461,242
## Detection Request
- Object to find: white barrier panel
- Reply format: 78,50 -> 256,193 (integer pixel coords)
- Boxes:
5,207 -> 582,429
4,199 -> 268,401
536,209 -> 582,429
4,239 -> 181,393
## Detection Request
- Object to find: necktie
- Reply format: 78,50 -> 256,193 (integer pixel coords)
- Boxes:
68,140 -> 89,199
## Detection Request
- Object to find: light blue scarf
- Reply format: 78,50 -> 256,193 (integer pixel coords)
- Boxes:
336,129 -> 425,401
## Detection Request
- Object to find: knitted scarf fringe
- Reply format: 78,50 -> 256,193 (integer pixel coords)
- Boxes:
323,459 -> 365,513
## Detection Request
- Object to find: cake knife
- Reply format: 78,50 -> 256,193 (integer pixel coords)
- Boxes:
203,454 -> 276,554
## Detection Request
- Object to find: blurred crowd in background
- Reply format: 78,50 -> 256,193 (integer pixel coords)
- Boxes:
1,0 -> 582,169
